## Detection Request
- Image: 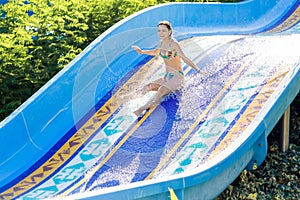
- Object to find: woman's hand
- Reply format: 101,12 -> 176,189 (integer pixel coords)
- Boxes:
132,45 -> 143,54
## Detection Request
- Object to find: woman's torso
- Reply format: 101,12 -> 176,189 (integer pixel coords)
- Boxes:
159,40 -> 183,73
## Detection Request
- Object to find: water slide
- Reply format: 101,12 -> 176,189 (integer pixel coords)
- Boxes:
0,0 -> 299,199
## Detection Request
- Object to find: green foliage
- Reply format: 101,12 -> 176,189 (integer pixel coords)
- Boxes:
0,0 -> 90,119
84,0 -> 156,44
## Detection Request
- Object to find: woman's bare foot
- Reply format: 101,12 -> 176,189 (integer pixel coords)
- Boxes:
134,107 -> 151,117
133,108 -> 144,117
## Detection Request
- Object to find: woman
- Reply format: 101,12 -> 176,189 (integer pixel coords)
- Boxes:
131,20 -> 200,117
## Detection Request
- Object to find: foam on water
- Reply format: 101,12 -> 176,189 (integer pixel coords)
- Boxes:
153,33 -> 300,178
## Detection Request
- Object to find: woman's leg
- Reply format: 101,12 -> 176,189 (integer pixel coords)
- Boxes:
119,80 -> 163,104
133,74 -> 185,117
133,85 -> 172,116
135,82 -> 160,96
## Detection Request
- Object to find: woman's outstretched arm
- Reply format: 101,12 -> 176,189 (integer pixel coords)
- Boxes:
132,45 -> 159,56
172,41 -> 200,72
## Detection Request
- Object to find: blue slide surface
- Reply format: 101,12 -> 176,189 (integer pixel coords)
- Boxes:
0,0 -> 299,199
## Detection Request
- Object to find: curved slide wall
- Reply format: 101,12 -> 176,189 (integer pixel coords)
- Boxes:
0,0 -> 299,199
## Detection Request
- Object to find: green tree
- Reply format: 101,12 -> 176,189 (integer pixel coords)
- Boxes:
84,0 -> 157,44
0,0 -> 91,119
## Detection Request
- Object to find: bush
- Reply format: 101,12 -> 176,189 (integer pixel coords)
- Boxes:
0,0 -> 157,120
0,0 -> 90,119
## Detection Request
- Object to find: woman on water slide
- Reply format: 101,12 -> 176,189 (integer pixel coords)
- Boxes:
130,20 -> 201,116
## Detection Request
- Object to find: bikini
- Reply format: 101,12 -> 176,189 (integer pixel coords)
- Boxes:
165,70 -> 184,80
159,41 -> 178,60
159,41 -> 184,80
